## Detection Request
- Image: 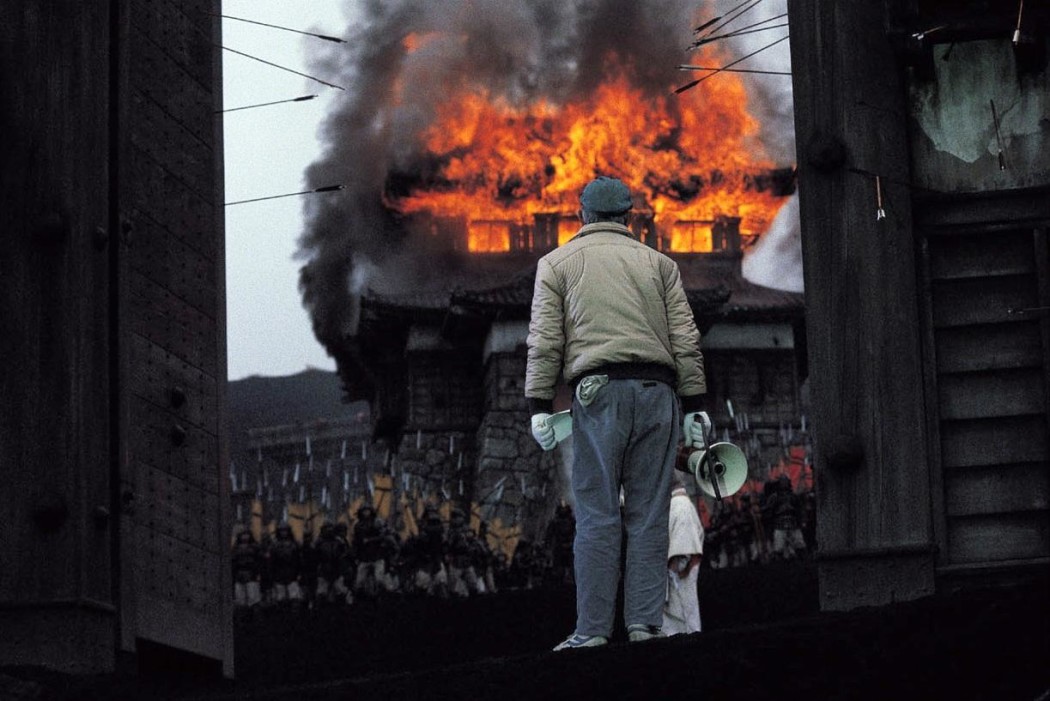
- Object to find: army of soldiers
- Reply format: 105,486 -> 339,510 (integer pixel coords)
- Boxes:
233,475 -> 815,609
703,474 -> 816,569
231,502 -> 580,610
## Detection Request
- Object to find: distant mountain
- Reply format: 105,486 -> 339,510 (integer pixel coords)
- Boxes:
225,369 -> 368,463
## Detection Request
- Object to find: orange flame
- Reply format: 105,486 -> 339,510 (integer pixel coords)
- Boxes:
387,55 -> 788,253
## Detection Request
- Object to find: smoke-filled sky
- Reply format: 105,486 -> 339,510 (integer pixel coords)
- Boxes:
223,0 -> 799,381
223,1 -> 350,380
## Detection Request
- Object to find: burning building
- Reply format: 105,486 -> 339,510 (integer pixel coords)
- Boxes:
294,0 -> 806,539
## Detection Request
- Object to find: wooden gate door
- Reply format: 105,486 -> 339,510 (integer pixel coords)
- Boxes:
0,2 -> 117,673
113,0 -> 232,673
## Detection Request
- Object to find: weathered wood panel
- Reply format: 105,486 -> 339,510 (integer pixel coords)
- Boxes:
0,1 -> 117,672
924,220 -> 1050,569
129,332 -> 218,432
128,21 -> 215,148
935,323 -> 1043,373
945,463 -> 1050,517
792,2 -> 1050,599
117,0 -> 230,672
129,270 -> 218,376
940,416 -> 1049,468
0,0 -> 228,674
937,369 -> 1045,420
947,512 -> 1050,564
129,96 -> 213,202
928,230 -> 1034,280
139,463 -> 221,553
788,0 -> 933,565
127,147 -> 215,259
129,395 -> 219,493
133,525 -> 223,619
128,214 -> 218,316
931,275 -> 1039,328
135,591 -> 224,660
130,0 -> 214,90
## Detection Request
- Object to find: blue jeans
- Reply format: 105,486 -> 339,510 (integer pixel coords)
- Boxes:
571,378 -> 680,636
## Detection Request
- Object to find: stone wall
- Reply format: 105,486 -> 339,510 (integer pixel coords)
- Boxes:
395,428 -> 477,506
474,352 -> 560,540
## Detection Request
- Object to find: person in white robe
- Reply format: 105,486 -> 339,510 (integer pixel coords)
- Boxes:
664,482 -> 705,635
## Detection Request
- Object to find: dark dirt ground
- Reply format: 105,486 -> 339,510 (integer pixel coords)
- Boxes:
3,562 -> 1047,701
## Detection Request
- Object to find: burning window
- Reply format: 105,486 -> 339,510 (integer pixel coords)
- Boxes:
670,216 -> 741,254
467,220 -> 535,253
468,220 -> 512,253
671,221 -> 715,253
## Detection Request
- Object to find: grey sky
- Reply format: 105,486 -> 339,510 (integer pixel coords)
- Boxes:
223,2 -> 350,380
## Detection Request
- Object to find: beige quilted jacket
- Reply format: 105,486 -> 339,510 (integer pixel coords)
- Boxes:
525,222 -> 707,404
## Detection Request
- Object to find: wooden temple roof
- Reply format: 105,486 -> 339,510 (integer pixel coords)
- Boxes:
340,253 -> 804,404
359,252 -> 804,324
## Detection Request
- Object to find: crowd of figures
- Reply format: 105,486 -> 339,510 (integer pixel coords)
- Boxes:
231,475 -> 815,611
704,474 -> 816,568
231,502 -> 580,610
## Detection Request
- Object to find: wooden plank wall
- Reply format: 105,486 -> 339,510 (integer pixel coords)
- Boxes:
924,224 -> 1050,566
0,3 -> 117,672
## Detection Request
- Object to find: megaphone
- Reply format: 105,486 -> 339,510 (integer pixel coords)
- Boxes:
687,442 -> 748,500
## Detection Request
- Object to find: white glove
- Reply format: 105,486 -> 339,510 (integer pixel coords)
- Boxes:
682,411 -> 712,447
530,413 -> 557,451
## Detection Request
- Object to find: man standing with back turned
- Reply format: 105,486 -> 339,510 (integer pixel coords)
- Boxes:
525,176 -> 711,650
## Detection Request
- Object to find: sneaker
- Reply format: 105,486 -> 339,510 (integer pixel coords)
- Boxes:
627,624 -> 666,642
552,633 -> 609,651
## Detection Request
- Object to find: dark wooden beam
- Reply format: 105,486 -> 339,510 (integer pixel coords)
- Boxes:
788,0 -> 936,608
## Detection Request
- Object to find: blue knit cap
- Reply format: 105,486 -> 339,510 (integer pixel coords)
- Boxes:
580,176 -> 632,215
